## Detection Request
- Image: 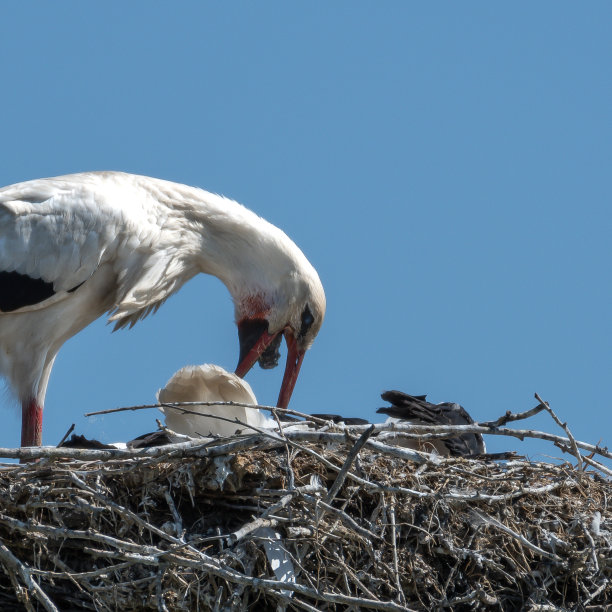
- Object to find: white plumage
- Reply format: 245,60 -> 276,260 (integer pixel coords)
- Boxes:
0,172 -> 325,448
158,364 -> 273,438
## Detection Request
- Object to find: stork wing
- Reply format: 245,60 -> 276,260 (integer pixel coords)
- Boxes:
0,174 -> 191,323
0,178 -> 115,312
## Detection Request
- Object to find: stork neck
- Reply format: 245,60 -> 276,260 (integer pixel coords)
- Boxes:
157,179 -> 303,306
193,205 -> 289,301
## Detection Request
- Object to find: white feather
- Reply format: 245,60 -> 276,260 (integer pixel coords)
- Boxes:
0,172 -> 325,446
157,364 -> 273,438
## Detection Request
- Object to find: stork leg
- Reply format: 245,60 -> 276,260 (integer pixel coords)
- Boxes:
21,398 -> 43,448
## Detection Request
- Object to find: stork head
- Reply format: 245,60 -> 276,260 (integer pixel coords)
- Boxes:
234,267 -> 325,409
186,186 -> 326,409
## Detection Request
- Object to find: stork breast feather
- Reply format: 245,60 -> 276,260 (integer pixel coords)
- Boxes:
109,248 -> 189,323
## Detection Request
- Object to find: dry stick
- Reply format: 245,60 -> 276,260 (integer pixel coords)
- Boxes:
286,426 -> 612,462
0,512 -> 165,556
470,510 -> 565,563
580,521 -> 599,573
97,541 -> 412,612
388,497 -> 406,607
572,452 -> 612,478
85,397 -> 611,464
6,419 -> 611,465
480,402 -> 547,428
302,494 -> 382,543
325,425 -> 375,505
259,430 -> 382,604
0,538 -> 59,612
227,493 -> 290,545
56,423 -> 75,447
29,560 -> 138,580
1,562 -> 31,612
582,579 -> 609,608
227,518 -> 280,545
0,434 -> 282,462
442,590 -> 480,607
215,483 -> 322,548
85,395 -> 543,429
164,489 -> 184,537
84,400 -> 334,426
44,555 -> 96,605
156,571 -> 170,612
270,407 -> 296,491
68,472 -> 188,549
313,426 -> 612,465
365,437 -> 428,463
535,392 -> 584,471
273,591 -> 322,612
329,547 -> 380,601
6,441 -> 576,504
80,547 -> 157,563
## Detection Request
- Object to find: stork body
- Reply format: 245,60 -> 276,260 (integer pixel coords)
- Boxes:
0,172 -> 325,447
377,391 -> 485,456
158,363 -> 272,438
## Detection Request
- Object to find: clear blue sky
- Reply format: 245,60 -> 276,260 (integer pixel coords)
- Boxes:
1,3 -> 610,463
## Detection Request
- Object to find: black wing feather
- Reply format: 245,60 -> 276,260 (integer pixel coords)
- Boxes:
378,390 -> 485,456
311,413 -> 370,425
0,271 -> 56,312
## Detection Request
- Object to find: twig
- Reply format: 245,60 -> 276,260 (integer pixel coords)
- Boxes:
271,408 -> 296,491
388,497 -> 406,606
228,518 -> 279,545
325,425 -> 375,505
470,510 -> 565,563
573,452 -> 612,478
480,403 -> 547,428
0,538 -> 59,612
302,494 -> 382,542
56,423 -> 75,447
582,579 -> 609,607
67,472 -> 188,548
84,400 -> 335,426
536,392 -> 583,471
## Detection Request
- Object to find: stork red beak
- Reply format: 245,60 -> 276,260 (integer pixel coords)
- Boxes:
235,319 -> 305,408
277,331 -> 305,409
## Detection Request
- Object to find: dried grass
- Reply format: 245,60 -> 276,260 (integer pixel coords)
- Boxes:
0,397 -> 610,611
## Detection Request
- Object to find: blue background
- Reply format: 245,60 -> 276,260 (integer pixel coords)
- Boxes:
1,3 -> 610,464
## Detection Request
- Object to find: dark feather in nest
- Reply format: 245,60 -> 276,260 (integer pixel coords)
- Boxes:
310,413 -> 370,425
127,431 -> 175,449
58,434 -> 117,450
378,390 -> 486,456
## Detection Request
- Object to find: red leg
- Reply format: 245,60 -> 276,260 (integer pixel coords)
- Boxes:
21,399 -> 43,448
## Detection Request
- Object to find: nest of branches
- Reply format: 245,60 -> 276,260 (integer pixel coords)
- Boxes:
0,399 -> 610,611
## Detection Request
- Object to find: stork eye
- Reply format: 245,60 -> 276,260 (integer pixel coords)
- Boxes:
299,304 -> 315,339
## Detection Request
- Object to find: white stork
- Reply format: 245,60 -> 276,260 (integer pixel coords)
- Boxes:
0,172 -> 325,448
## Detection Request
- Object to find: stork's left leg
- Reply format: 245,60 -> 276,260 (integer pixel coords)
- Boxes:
21,398 -> 43,448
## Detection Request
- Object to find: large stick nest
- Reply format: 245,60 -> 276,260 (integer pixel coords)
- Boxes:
0,410 -> 610,611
